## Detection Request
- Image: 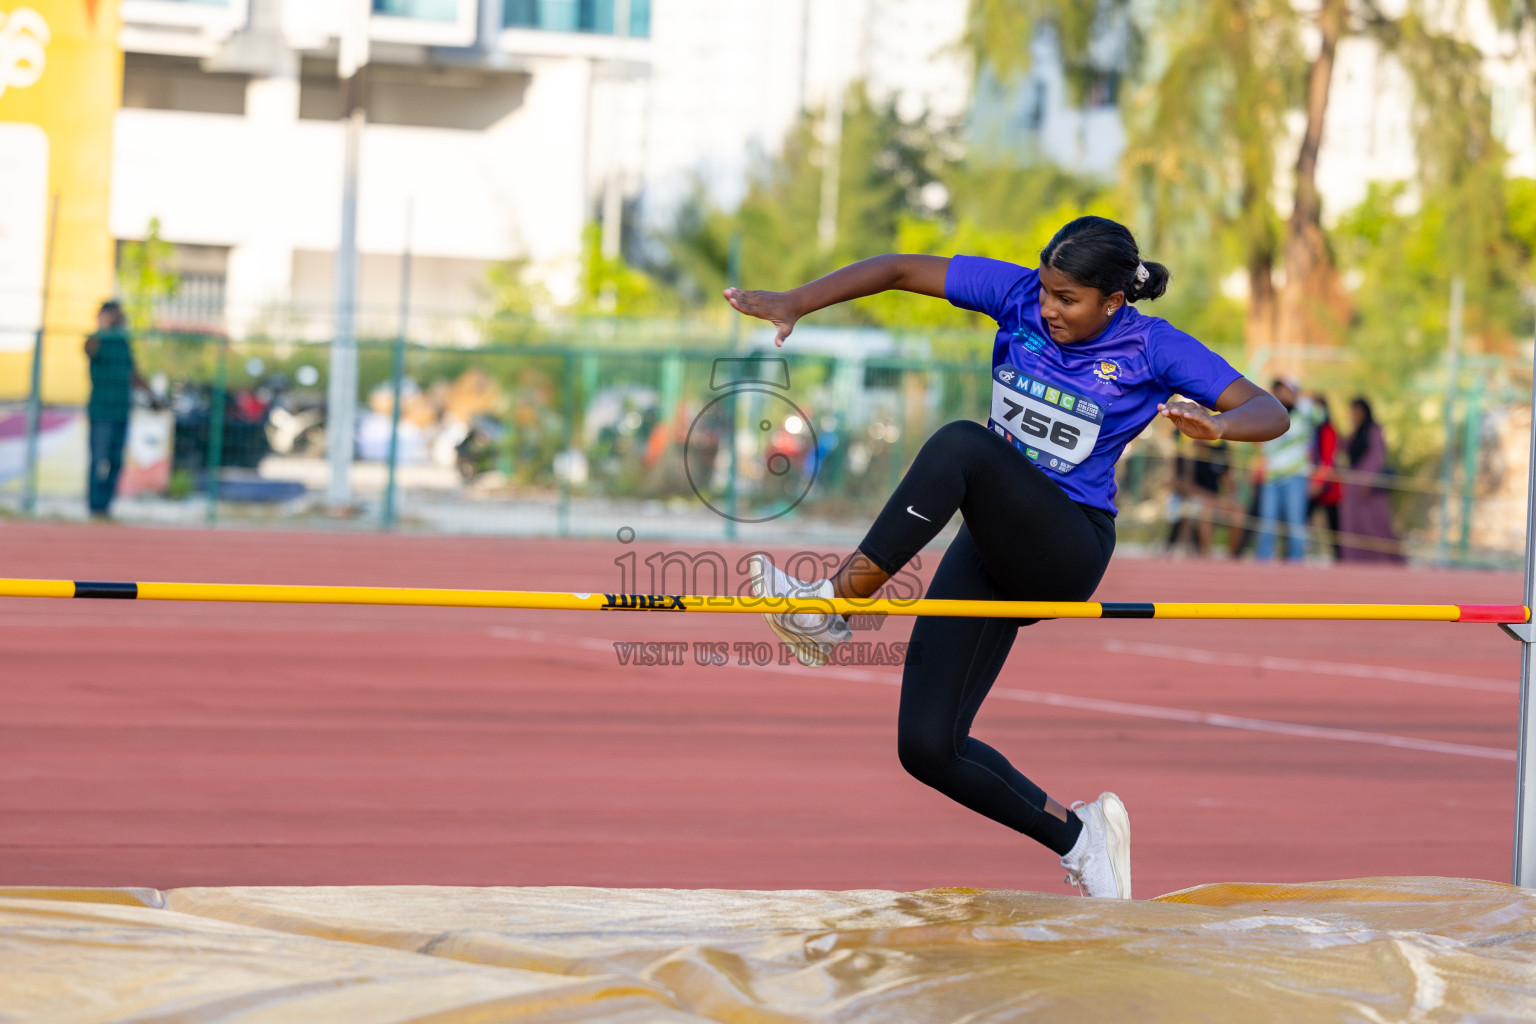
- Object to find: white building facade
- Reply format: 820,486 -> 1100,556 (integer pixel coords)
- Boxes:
115,1 -> 1530,342
112,0 -> 986,340
639,0 -> 973,227
114,0 -> 653,339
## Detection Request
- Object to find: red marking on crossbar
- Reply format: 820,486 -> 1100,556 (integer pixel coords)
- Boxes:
1456,605 -> 1529,623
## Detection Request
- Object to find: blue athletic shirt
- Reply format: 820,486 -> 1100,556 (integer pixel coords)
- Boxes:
947,254 -> 1243,515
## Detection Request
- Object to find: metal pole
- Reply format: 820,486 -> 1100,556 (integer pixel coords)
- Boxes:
558,351 -> 574,538
599,0 -> 631,263
21,195 -> 60,517
205,337 -> 228,525
328,0 -> 370,510
328,106 -> 363,510
724,232 -> 742,540
1438,276 -> 1464,564
817,78 -> 843,250
382,202 -> 412,531
1458,380 -> 1482,560
1514,325 -> 1536,887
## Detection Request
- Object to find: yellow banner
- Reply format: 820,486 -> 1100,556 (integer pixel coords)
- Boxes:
0,0 -> 121,403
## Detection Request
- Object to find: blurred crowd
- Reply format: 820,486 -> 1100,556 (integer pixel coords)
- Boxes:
1166,378 -> 1404,564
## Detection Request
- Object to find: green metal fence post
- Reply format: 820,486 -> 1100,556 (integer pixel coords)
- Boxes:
1437,276 -> 1465,565
381,332 -> 406,531
659,352 -> 682,427
1458,379 -> 1484,560
21,320 -> 45,518
205,336 -> 228,525
559,351 -> 575,537
382,210 -> 412,531
21,195 -> 59,518
724,231 -> 742,540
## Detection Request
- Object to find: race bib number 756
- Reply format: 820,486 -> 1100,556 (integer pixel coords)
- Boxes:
988,364 -> 1105,474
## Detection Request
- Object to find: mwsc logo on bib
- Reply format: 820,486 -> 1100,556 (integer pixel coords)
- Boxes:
0,7 -> 49,100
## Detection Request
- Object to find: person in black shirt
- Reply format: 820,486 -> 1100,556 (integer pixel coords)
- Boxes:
1178,436 -> 1235,556
84,301 -> 151,518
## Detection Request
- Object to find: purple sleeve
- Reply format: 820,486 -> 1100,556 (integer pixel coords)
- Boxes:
945,255 -> 1034,324
1148,324 -> 1244,409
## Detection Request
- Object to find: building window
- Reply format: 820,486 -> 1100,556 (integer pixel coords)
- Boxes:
121,0 -> 248,31
503,0 -> 650,37
1085,72 -> 1119,109
298,59 -> 528,130
114,241 -> 229,333
373,0 -> 460,21
121,53 -> 248,116
371,0 -> 477,45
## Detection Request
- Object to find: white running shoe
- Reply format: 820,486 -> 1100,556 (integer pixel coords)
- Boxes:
746,553 -> 852,668
1059,792 -> 1132,899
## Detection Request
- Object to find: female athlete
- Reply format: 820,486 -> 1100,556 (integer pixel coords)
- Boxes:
725,216 -> 1289,899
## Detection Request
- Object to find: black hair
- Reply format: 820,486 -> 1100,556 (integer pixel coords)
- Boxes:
1347,397 -> 1376,467
1039,216 -> 1170,303
98,300 -> 126,329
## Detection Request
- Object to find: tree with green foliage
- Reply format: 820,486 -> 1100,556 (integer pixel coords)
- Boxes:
655,84 -> 1163,344
116,218 -> 180,335
724,86 -> 952,310
966,0 -> 1522,371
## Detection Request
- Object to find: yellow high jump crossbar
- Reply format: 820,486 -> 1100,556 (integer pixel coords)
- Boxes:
0,577 -> 1527,623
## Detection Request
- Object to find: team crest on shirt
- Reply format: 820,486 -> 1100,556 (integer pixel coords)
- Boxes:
1094,360 -> 1120,383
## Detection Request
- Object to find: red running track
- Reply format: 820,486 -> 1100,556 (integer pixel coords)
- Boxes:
0,522 -> 1523,897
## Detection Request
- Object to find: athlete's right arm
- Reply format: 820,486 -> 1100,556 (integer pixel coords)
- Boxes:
723,254 -> 950,347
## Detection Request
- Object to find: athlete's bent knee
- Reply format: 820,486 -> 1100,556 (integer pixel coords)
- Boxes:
896,729 -> 955,788
922,419 -> 995,459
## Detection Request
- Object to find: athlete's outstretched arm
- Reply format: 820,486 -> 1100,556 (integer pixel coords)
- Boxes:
1158,378 -> 1289,442
724,254 -> 950,346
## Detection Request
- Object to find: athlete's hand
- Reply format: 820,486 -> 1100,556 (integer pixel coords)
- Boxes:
1158,400 -> 1223,440
724,288 -> 799,346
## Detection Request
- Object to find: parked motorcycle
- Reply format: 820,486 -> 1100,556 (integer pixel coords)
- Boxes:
170,382 -> 273,471
454,414 -> 508,482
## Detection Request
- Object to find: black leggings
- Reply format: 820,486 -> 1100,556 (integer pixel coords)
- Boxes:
856,421 -> 1116,855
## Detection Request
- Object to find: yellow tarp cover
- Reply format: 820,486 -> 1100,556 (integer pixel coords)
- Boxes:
3,878 -> 1534,1022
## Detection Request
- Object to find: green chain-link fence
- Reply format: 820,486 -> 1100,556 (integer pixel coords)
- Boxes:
1,323 -> 1529,566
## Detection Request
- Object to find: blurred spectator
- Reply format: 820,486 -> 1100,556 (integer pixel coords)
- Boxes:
1256,377 -> 1322,561
1165,428 -> 1195,554
1228,461 -> 1264,558
1168,432 -> 1237,557
1308,395 -> 1343,560
83,300 -> 152,519
1340,397 -> 1406,564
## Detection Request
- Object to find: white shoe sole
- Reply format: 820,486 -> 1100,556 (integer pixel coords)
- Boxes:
747,553 -> 829,668
1098,791 -> 1133,899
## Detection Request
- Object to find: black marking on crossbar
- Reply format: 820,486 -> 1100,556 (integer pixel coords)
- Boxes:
74,581 -> 138,599
1100,602 -> 1155,619
601,593 -> 687,611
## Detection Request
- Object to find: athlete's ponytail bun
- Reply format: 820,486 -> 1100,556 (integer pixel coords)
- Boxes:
1040,217 -> 1171,304
1127,260 -> 1170,302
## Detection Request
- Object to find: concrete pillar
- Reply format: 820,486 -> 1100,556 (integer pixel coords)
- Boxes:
217,0 -> 299,338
